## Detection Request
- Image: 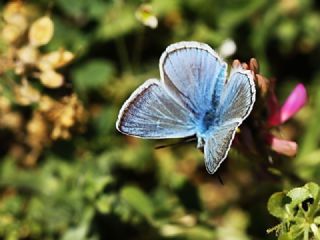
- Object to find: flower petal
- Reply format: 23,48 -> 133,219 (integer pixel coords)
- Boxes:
268,135 -> 297,157
281,84 -> 307,122
268,83 -> 307,126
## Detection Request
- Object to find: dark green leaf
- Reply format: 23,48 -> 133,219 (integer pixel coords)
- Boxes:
73,59 -> 115,92
267,192 -> 288,218
120,185 -> 154,219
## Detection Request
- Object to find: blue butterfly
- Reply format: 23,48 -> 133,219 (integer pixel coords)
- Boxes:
116,41 -> 256,174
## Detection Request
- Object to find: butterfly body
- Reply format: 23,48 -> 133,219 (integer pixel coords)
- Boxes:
198,108 -> 219,134
116,41 -> 256,174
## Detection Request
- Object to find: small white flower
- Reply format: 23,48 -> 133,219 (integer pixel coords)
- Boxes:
219,38 -> 237,58
135,4 -> 158,29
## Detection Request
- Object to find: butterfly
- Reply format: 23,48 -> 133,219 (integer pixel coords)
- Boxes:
116,41 -> 256,174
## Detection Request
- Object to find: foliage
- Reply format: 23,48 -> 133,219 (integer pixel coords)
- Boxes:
0,0 -> 320,240
268,182 -> 320,239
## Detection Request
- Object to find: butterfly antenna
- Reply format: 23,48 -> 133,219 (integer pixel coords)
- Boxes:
217,173 -> 224,185
155,137 -> 196,149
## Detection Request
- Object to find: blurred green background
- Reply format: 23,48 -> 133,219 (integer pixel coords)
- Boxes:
1,0 -> 320,239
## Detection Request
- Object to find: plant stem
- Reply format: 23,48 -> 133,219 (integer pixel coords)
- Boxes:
115,37 -> 132,74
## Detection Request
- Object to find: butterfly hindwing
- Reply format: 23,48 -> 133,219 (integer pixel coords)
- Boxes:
203,68 -> 256,174
116,79 -> 196,139
204,121 -> 239,174
219,68 -> 256,124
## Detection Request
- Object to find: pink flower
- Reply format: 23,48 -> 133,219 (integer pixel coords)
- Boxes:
268,83 -> 307,126
232,59 -> 307,158
267,83 -> 307,156
266,134 -> 298,157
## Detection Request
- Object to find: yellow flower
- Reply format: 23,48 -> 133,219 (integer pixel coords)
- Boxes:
14,79 -> 41,105
39,69 -> 64,88
27,112 -> 48,145
3,1 -> 28,29
37,49 -> 74,71
38,95 -> 55,112
0,112 -> 22,130
29,16 -> 54,46
1,24 -> 22,43
17,45 -> 39,65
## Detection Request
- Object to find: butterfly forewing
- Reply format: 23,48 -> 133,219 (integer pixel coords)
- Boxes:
160,41 -> 227,116
116,79 -> 196,139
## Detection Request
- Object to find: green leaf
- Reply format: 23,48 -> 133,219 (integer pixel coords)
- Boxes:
275,19 -> 298,51
62,225 -> 88,240
84,176 -> 113,200
120,185 -> 154,219
278,233 -> 293,240
56,0 -> 108,19
314,216 -> 320,224
57,0 -> 86,18
73,59 -> 115,93
288,223 -> 305,239
86,0 -> 109,19
297,76 -> 320,159
304,182 -> 320,199
96,4 -> 138,40
267,192 -> 288,218
217,0 -> 267,30
95,195 -> 115,214
48,17 -> 89,53
93,107 -> 118,135
94,176 -> 113,193
186,226 -> 216,239
287,187 -> 311,208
